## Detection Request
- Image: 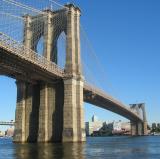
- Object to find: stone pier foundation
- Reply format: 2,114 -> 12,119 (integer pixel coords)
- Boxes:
137,122 -> 143,135
63,78 -> 85,142
131,122 -> 137,136
76,80 -> 86,142
130,103 -> 148,136
14,81 -> 64,143
38,83 -> 50,142
143,121 -> 148,135
13,81 -> 26,142
131,121 -> 147,136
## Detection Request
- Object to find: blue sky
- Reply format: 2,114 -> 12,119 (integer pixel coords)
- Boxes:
0,0 -> 160,125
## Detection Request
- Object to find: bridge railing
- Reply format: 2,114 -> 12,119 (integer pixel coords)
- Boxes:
0,32 -> 64,77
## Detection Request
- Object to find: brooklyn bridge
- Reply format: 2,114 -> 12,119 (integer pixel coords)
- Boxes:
0,0 -> 147,143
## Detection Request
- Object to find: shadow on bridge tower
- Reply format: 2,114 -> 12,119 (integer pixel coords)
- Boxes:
130,103 -> 148,136
13,4 -> 86,143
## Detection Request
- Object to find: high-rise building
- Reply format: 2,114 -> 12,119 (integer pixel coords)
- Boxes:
152,123 -> 157,129
6,127 -> 14,137
92,115 -> 98,122
157,123 -> 160,128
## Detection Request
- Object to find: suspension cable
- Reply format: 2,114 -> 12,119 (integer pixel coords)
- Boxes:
80,23 -> 122,99
0,12 -> 24,20
2,0 -> 46,14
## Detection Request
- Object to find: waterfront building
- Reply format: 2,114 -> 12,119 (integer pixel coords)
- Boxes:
85,115 -> 132,136
157,123 -> 160,128
85,116 -> 103,136
112,121 -> 121,131
121,122 -> 131,131
105,121 -> 121,132
152,123 -> 157,129
0,130 -> 5,137
93,121 -> 131,135
6,127 -> 14,137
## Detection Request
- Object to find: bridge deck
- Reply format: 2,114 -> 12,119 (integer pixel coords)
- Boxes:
0,32 -> 64,81
0,121 -> 15,126
84,84 -> 143,122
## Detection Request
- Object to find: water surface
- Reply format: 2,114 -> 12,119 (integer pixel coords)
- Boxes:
0,136 -> 160,159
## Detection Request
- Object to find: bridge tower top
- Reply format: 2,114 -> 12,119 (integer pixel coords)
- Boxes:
23,3 -> 82,78
130,103 -> 147,122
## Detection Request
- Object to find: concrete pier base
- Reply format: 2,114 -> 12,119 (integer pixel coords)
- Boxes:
63,78 -> 86,142
37,82 -> 64,142
137,122 -> 143,136
143,121 -> 148,135
13,81 -> 26,143
13,81 -> 64,143
131,122 -> 137,136
131,121 -> 147,136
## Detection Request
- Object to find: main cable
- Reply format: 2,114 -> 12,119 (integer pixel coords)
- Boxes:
2,0 -> 46,14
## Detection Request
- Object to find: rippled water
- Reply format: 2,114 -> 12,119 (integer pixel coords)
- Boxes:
0,136 -> 160,159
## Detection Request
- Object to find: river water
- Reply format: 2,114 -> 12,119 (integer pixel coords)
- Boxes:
0,136 -> 160,159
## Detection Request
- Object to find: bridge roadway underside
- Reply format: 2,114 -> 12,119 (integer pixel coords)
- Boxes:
83,85 -> 142,122
0,47 -> 62,83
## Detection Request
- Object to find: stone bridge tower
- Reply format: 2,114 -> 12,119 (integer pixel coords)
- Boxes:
14,4 -> 86,143
130,103 -> 148,136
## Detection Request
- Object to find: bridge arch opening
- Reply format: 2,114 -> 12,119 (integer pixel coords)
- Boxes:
0,76 -> 16,136
56,31 -> 66,69
36,36 -> 44,55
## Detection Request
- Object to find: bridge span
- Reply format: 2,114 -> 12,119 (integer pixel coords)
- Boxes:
83,84 -> 142,122
0,121 -> 15,126
0,2 -> 147,143
0,32 -> 146,123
